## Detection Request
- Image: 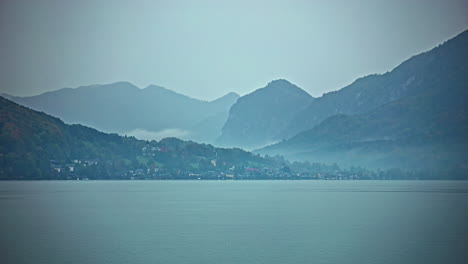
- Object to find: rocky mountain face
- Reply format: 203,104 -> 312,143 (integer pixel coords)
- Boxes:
216,79 -> 314,149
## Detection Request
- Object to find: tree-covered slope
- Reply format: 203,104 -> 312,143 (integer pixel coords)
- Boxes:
0,96 -> 291,180
0,95 -> 143,179
281,29 -> 468,139
258,47 -> 468,172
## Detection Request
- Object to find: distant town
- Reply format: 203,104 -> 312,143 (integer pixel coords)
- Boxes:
47,145 -> 433,181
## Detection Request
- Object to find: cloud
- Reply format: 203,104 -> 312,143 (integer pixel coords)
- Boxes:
124,128 -> 192,141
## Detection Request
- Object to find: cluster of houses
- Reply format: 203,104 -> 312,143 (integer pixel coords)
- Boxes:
50,159 -> 98,174
141,146 -> 168,156
49,156 -> 375,180
120,165 -> 367,180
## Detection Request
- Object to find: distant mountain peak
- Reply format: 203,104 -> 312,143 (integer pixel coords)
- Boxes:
5,82 -> 240,143
265,79 -> 297,90
107,81 -> 135,87
257,29 -> 468,171
142,84 -> 178,94
261,79 -> 312,97
223,91 -> 240,98
92,81 -> 138,89
267,79 -> 292,86
216,79 -> 314,149
211,92 -> 240,103
143,84 -> 165,90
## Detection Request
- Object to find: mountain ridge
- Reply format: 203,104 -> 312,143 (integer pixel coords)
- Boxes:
4,82 -> 240,143
4,95 -> 381,180
257,30 -> 468,172
280,29 -> 468,139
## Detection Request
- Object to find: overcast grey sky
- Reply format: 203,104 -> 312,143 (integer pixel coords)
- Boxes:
1,0 -> 467,100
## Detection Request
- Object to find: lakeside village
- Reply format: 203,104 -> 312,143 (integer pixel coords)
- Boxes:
49,144 -> 418,181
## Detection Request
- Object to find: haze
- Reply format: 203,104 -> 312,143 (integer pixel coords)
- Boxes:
1,0 -> 467,100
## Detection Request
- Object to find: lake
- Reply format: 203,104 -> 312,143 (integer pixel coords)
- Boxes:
1,181 -> 467,264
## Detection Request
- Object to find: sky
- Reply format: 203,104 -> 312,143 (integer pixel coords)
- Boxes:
0,0 -> 467,101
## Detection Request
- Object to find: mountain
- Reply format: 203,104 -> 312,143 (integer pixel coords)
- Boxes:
0,96 -> 287,180
1,95 -> 464,180
216,79 -> 314,149
190,92 -> 241,142
4,82 -> 239,143
258,30 -> 468,173
280,30 -> 468,139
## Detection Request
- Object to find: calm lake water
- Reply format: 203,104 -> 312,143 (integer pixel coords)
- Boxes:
1,181 -> 467,264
